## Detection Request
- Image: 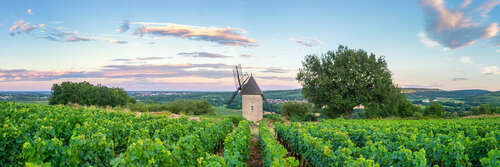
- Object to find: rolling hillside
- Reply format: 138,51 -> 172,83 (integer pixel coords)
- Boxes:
464,91 -> 500,105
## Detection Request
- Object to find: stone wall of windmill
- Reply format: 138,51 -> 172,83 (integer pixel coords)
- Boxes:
242,94 -> 263,121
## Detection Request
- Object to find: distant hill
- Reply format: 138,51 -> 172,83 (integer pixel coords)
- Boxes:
403,89 -> 490,100
464,91 -> 500,105
3,88 -> 499,108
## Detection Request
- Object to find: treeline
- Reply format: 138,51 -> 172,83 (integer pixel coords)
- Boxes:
49,81 -> 214,115
49,81 -> 136,107
466,104 -> 500,115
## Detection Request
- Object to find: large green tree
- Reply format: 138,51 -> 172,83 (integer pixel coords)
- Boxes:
297,45 -> 418,118
49,81 -> 135,107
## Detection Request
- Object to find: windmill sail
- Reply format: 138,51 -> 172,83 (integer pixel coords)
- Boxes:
227,65 -> 249,105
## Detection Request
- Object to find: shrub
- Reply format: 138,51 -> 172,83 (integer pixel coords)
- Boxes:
480,104 -> 491,114
263,114 -> 281,122
424,102 -> 444,117
225,115 -> 245,126
304,112 -> 318,121
471,107 -> 481,115
281,102 -> 313,121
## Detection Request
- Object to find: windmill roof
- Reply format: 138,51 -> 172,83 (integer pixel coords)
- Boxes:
241,75 -> 263,95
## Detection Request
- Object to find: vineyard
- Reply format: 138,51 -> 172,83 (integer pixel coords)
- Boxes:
1,102 -> 499,167
0,102 -> 237,166
275,119 -> 500,167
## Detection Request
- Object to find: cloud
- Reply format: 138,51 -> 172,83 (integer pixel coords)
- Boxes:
261,67 -> 289,74
496,49 -> 500,53
9,20 -> 39,34
460,0 -> 472,8
420,0 -> 499,49
178,52 -> 232,58
103,38 -> 128,44
136,57 -> 165,61
8,20 -> 127,44
133,22 -> 257,46
112,58 -> 131,62
0,63 -> 234,82
120,20 -> 130,33
482,66 -> 499,75
240,54 -> 254,58
257,76 -> 296,81
459,56 -> 473,64
112,57 -> 170,63
452,77 -> 468,81
290,37 -> 321,47
27,9 -> 32,15
476,0 -> 500,17
65,36 -> 95,42
417,32 -> 441,47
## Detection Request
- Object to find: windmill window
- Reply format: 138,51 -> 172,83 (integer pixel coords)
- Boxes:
251,106 -> 254,112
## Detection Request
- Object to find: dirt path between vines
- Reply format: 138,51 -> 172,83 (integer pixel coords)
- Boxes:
247,128 -> 263,167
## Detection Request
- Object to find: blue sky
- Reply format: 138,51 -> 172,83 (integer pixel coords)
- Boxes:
1,0 -> 500,91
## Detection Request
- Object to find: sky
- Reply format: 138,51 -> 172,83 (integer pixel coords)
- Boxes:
1,0 -> 500,91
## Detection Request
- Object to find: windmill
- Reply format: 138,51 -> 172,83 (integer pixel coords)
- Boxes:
227,64 -> 264,122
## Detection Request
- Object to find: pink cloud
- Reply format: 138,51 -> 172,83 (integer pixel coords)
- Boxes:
420,0 -> 500,49
65,36 -> 95,42
476,0 -> 500,17
133,22 -> 257,46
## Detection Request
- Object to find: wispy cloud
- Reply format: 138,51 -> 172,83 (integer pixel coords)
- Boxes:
459,56 -> 473,64
112,58 -> 131,62
417,32 -> 442,48
476,0 -> 500,17
460,0 -> 473,8
290,37 -> 321,47
482,66 -> 500,75
9,20 -> 39,34
240,54 -> 254,58
120,20 -> 130,33
103,38 -> 128,44
420,0 -> 499,49
257,76 -> 296,81
178,52 -> 232,58
133,22 -> 257,46
65,36 -> 95,42
27,9 -> 32,15
0,63 -> 234,82
452,77 -> 468,81
112,57 -> 168,62
261,67 -> 289,73
8,19 -> 128,44
136,56 -> 165,61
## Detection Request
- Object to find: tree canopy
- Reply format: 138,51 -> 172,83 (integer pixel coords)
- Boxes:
297,45 -> 420,118
49,81 -> 135,107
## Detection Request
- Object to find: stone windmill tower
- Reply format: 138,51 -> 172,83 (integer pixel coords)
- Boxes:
227,65 -> 263,122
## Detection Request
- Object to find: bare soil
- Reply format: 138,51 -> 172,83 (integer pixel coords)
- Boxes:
247,136 -> 263,167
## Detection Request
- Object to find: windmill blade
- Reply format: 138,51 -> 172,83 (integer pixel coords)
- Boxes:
235,65 -> 242,86
227,88 -> 240,105
240,75 -> 250,86
232,68 -> 238,89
